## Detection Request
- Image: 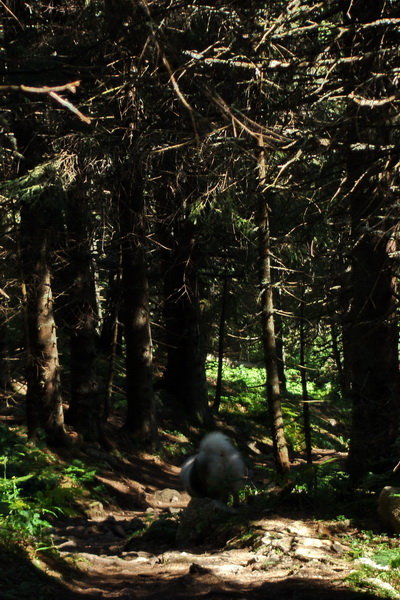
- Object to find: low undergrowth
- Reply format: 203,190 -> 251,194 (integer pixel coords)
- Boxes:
346,531 -> 400,598
0,361 -> 399,598
0,424 -> 101,545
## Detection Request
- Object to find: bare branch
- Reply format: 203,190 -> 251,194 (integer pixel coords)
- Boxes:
48,91 -> 91,124
0,288 -> 10,300
0,0 -> 23,29
0,81 -> 91,124
349,92 -> 397,107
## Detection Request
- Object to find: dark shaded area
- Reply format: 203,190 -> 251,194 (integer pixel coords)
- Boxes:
141,575 -> 384,600
10,561 -> 383,600
0,542 -> 87,600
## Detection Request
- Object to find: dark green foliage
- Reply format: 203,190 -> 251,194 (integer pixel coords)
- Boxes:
1,0 -> 399,531
373,549 -> 400,569
0,426 -> 84,541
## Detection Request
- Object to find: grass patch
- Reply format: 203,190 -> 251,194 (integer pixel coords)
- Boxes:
346,531 -> 400,598
206,360 -> 349,452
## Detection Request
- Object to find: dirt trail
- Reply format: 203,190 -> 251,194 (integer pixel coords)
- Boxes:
42,451 -> 379,600
0,401 -> 380,599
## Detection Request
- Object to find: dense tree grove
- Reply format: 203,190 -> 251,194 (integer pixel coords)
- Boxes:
1,1 -> 400,480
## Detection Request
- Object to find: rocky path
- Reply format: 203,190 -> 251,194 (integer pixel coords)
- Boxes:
17,439 -> 385,600
46,490 -> 376,600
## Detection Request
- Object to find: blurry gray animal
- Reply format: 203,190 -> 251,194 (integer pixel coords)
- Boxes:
180,432 -> 245,505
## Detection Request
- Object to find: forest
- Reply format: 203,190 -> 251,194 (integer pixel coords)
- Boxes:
1,1 -> 400,598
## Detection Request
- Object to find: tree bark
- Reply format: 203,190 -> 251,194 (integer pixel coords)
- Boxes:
65,187 -> 103,443
274,288 -> 287,395
156,154 -> 211,426
214,275 -> 228,412
161,220 -> 210,425
340,0 -> 400,480
257,136 -> 290,474
20,199 -> 66,445
347,184 -> 399,478
103,250 -> 122,420
329,319 -> 346,399
0,297 -> 10,395
300,293 -> 312,465
119,154 -> 157,445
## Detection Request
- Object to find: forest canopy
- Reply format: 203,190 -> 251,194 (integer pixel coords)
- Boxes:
0,0 -> 400,483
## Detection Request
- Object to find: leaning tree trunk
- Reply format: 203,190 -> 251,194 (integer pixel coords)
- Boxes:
119,154 -> 157,446
20,199 -> 66,445
340,0 -> 400,481
257,136 -> 290,474
65,187 -> 103,443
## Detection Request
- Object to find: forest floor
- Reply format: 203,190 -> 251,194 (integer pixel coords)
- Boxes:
0,399 -> 392,600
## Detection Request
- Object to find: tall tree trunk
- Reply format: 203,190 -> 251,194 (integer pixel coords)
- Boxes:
157,155 -> 211,426
161,222 -> 210,425
274,287 -> 287,395
99,258 -> 122,355
0,294 -> 10,395
329,318 -> 346,398
65,187 -> 103,443
257,136 -> 290,474
0,213 -> 11,394
340,0 -> 400,480
300,292 -> 312,465
347,186 -> 399,478
20,200 -> 66,445
103,250 -> 122,420
119,154 -> 157,445
339,276 -> 353,399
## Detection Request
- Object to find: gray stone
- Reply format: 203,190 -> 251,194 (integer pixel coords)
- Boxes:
377,486 -> 400,533
153,488 -> 181,504
176,498 -> 235,544
294,545 -> 328,561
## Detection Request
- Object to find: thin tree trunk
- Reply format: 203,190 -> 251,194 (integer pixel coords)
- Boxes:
300,294 -> 312,465
0,295 -> 10,395
329,319 -> 345,398
339,270 -> 353,399
214,275 -> 228,412
274,287 -> 287,394
104,249 -> 122,421
341,326 -> 352,399
104,311 -> 120,421
257,136 -> 290,474
100,259 -> 122,354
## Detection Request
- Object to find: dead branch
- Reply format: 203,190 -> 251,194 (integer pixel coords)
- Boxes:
0,288 -> 10,300
349,92 -> 397,107
0,81 -> 91,124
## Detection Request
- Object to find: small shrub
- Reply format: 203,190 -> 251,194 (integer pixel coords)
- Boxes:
0,426 -> 86,544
